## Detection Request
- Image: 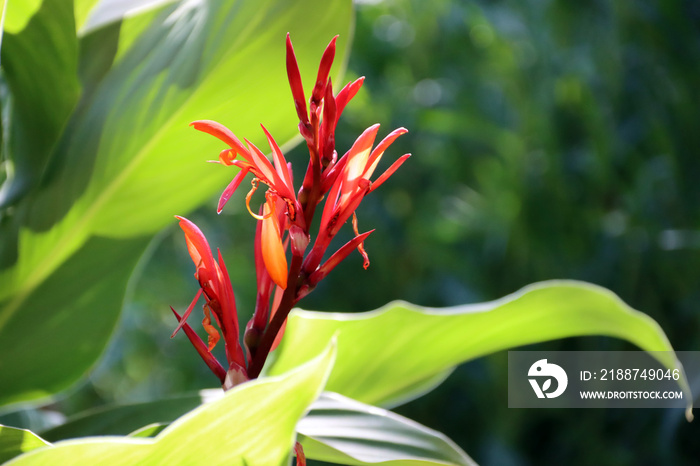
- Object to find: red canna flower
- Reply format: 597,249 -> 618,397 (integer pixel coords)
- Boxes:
173,34 -> 409,382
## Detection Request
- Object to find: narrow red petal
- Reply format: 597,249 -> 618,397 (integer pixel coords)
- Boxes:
335,77 -> 364,120
365,128 -> 408,178
286,33 -> 309,125
309,230 -> 374,286
260,125 -> 295,194
320,153 -> 347,194
339,125 -> 380,204
171,307 -> 226,383
369,153 -> 411,192
328,184 -> 367,238
311,36 -> 338,106
318,159 -> 344,235
320,78 -> 337,163
170,288 -> 203,338
190,120 -> 249,157
245,139 -> 295,201
216,249 -> 247,369
217,168 -> 249,214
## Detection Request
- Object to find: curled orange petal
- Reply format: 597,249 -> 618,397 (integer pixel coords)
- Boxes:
202,305 -> 221,351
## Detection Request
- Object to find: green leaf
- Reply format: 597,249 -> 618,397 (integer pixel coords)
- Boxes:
40,394 -> 203,442
39,390 -> 474,465
127,424 -> 168,438
0,236 -> 149,408
78,0 -> 180,35
73,0 -> 101,32
269,280 -> 692,416
0,0 -> 354,408
0,0 -> 81,208
2,0 -> 42,34
298,392 -> 476,466
7,340 -> 336,465
0,424 -> 50,464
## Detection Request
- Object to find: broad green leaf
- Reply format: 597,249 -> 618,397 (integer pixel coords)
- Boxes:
73,0 -> 101,32
0,0 -> 353,408
0,0 -> 80,208
39,391 -> 475,465
79,0 -> 179,35
7,340 -> 336,465
0,236 -> 149,408
2,0 -> 42,34
298,392 -> 476,466
0,425 -> 50,464
40,394 -> 203,442
269,280 -> 692,417
127,424 -> 168,438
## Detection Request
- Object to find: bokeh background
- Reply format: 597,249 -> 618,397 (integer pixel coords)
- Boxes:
18,0 -> 700,464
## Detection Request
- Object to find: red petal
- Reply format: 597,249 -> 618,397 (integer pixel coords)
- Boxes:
286,34 -> 309,124
260,125 -> 295,194
365,128 -> 408,179
369,153 -> 411,192
216,249 -> 247,369
190,120 -> 249,157
217,168 -> 249,214
309,230 -> 374,286
320,78 -> 337,162
171,307 -> 226,383
335,77 -> 364,120
339,125 -> 380,203
311,36 -> 338,106
170,288 -> 203,338
176,216 -> 217,278
245,138 -> 295,201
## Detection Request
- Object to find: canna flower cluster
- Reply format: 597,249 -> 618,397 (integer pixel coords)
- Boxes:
171,34 -> 409,388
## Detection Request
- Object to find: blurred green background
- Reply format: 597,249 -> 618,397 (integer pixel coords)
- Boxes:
11,0 -> 700,464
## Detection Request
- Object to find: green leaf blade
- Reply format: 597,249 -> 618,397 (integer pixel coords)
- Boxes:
8,340 -> 337,465
299,392 -> 476,466
269,280 -> 691,414
0,236 -> 148,408
0,424 -> 51,464
0,0 -> 81,208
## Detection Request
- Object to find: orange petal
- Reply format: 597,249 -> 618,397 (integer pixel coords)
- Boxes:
260,202 -> 288,289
